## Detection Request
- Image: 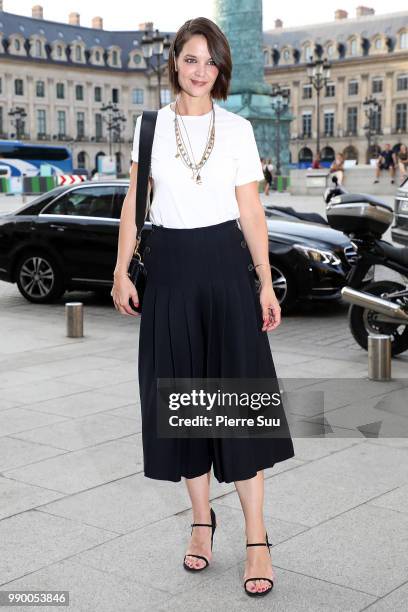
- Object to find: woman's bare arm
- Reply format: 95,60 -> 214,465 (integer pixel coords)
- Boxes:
113,162 -> 139,279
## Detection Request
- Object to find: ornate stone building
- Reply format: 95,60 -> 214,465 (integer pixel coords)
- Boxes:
0,3 -> 407,171
263,7 -> 408,165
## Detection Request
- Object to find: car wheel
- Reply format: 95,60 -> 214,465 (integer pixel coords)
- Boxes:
15,251 -> 65,303
254,261 -> 297,311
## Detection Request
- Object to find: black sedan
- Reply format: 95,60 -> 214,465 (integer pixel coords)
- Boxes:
0,180 -> 361,311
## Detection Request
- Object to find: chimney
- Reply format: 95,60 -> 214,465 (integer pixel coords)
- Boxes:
0,0 -> 3,11
356,6 -> 375,17
335,9 -> 348,20
138,22 -> 154,31
275,19 -> 283,29
68,12 -> 80,26
92,16 -> 103,29
32,5 -> 43,19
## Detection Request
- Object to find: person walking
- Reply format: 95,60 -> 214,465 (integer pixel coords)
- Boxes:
111,17 -> 294,598
261,157 -> 273,196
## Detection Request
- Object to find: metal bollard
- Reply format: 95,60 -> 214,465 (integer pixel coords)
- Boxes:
368,334 -> 391,380
65,302 -> 84,338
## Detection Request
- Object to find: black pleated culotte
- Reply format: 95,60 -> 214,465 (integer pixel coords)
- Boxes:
138,219 -> 295,483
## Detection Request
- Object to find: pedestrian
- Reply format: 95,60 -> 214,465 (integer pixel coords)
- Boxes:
397,144 -> 408,183
329,152 -> 345,185
311,151 -> 321,169
111,17 -> 294,598
262,157 -> 273,195
374,143 -> 396,184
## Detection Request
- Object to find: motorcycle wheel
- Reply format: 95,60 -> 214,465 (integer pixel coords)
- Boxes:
348,280 -> 408,356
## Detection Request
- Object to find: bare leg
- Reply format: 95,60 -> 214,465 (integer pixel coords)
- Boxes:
235,470 -> 274,594
337,170 -> 344,185
183,471 -> 213,569
389,165 -> 395,182
375,165 -> 380,180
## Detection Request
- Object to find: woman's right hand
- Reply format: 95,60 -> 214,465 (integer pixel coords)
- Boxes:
111,274 -> 140,316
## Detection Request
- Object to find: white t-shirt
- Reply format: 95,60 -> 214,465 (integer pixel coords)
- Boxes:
131,101 -> 264,228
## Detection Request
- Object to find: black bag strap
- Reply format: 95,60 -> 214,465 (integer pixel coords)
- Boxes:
135,110 -> 158,252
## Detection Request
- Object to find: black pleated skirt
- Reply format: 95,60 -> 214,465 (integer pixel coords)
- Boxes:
138,219 -> 295,483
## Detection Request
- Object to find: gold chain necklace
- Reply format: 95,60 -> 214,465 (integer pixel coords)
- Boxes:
173,96 -> 215,185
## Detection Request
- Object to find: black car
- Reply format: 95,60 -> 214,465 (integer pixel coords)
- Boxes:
0,180 -> 361,311
391,177 -> 408,246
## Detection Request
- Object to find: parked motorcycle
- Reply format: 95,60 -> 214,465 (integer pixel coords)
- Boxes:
324,177 -> 408,355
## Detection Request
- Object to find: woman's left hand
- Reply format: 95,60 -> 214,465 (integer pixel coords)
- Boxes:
259,284 -> 281,332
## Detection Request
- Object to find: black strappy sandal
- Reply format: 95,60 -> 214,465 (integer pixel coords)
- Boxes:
183,507 -> 217,572
243,531 -> 274,597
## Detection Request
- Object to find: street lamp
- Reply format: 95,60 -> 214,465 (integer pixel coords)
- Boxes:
141,29 -> 171,108
8,106 -> 27,139
306,57 -> 331,155
363,95 -> 379,163
100,101 -> 126,158
270,86 -> 289,176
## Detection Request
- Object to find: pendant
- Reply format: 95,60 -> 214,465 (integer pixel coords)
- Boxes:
196,174 -> 202,184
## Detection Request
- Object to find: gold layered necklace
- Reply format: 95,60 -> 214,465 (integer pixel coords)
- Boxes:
172,95 -> 215,185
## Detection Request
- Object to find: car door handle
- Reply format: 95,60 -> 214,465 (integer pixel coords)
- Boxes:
49,223 -> 67,231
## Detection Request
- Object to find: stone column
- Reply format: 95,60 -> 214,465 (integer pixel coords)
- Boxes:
383,71 -> 393,135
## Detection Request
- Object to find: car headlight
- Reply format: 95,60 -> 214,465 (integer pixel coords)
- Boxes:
293,243 -> 342,265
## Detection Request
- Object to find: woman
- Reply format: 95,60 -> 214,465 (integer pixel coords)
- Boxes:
111,17 -> 294,598
329,152 -> 345,185
397,144 -> 408,182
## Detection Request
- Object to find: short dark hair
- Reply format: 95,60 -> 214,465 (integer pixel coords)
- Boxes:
168,17 -> 232,101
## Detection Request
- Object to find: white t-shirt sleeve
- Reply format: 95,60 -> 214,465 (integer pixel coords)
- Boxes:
130,114 -> 142,162
234,119 -> 265,186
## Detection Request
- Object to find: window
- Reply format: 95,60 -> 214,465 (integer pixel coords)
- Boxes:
0,106 -> 3,134
76,112 -> 85,138
35,40 -> 42,56
374,38 -> 382,50
304,44 -> 312,62
350,39 -> 358,56
75,46 -> 82,61
302,84 -> 312,99
400,32 -> 408,49
160,89 -> 171,104
112,88 -> 119,103
44,186 -> 118,219
37,109 -> 46,136
283,49 -> 290,61
281,87 -> 291,100
347,107 -> 358,135
0,77 -> 2,94
36,80 -> 45,97
397,74 -> 408,91
324,112 -> 335,137
95,50 -> 101,62
348,80 -> 359,96
75,85 -> 84,100
372,78 -> 383,94
57,110 -> 66,136
56,45 -> 63,58
372,105 -> 382,133
56,83 -> 65,99
325,83 -> 335,97
94,86 -> 102,102
396,103 -> 407,131
112,50 -> 118,65
131,88 -> 144,104
15,79 -> 24,96
95,113 -> 103,139
327,44 -> 334,58
14,39 -> 21,51
302,113 -> 312,138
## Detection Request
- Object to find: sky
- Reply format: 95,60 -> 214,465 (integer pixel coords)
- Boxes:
3,0 -> 408,32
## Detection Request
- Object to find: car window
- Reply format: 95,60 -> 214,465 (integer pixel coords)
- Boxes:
112,186 -> 128,219
43,186 -> 116,218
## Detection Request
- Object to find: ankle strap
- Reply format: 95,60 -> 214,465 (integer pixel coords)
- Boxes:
191,523 -> 212,528
246,542 -> 271,547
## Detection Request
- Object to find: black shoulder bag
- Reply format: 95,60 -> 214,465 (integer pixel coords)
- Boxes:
127,110 -> 158,313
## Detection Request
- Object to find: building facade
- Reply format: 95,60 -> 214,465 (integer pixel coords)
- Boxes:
263,7 -> 408,165
0,3 -> 407,171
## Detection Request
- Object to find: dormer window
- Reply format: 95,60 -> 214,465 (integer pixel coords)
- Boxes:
15,39 -> 21,51
112,50 -> 118,65
350,38 -> 358,56
75,46 -> 82,61
400,31 -> 408,49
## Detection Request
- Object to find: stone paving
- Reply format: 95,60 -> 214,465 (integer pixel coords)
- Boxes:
0,192 -> 407,611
